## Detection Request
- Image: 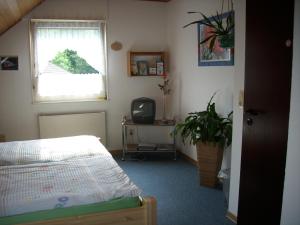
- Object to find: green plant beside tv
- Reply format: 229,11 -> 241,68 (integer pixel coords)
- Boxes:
173,94 -> 232,187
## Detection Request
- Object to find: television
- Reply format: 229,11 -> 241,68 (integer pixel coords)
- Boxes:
131,97 -> 156,124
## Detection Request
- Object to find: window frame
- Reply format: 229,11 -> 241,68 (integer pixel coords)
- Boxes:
29,19 -> 108,104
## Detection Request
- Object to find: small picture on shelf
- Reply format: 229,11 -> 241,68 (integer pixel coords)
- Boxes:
137,61 -> 148,76
149,67 -> 157,75
156,62 -> 164,76
131,64 -> 138,75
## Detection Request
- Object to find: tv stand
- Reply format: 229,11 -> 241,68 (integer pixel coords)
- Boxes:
121,118 -> 176,160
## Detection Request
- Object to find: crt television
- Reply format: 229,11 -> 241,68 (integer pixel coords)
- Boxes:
131,97 -> 156,124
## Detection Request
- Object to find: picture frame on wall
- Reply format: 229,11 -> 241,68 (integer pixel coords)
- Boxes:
0,56 -> 19,70
137,61 -> 148,76
197,11 -> 234,66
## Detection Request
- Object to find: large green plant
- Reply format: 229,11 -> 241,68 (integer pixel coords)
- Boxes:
174,94 -> 232,148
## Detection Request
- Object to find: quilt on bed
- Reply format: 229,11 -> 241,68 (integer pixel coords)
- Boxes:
0,135 -> 107,166
0,154 -> 141,217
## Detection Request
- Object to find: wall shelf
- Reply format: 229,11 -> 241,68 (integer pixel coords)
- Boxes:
127,51 -> 166,76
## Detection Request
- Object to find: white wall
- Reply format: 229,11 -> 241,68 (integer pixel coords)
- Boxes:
0,0 -> 168,150
281,1 -> 300,224
1,0 -> 299,222
166,0 -> 234,161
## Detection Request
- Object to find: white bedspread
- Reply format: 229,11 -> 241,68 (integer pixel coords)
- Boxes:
0,136 -> 141,217
0,135 -> 107,166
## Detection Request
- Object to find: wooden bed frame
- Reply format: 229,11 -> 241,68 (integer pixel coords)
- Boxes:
21,196 -> 156,225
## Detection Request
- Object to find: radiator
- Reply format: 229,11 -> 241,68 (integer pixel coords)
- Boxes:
38,112 -> 106,146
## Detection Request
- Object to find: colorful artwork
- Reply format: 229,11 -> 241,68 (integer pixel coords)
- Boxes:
0,56 -> 18,70
137,61 -> 148,76
197,12 -> 234,66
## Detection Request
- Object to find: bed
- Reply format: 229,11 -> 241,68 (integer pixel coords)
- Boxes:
0,135 -> 156,225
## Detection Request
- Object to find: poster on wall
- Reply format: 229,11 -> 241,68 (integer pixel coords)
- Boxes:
197,11 -> 234,66
0,56 -> 19,70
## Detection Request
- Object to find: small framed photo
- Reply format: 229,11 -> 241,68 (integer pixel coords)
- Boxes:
137,61 -> 148,76
0,56 -> 18,70
156,62 -> 164,76
149,67 -> 157,75
131,64 -> 138,75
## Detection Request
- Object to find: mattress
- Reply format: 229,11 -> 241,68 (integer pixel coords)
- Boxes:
0,135 -> 107,166
0,136 -> 142,217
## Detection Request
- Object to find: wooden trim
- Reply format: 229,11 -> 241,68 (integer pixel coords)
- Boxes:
144,196 -> 157,225
109,149 -> 122,156
177,150 -> 198,166
226,211 -> 237,224
0,134 -> 5,142
19,196 -> 156,225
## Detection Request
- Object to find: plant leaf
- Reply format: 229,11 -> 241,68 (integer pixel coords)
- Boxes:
199,34 -> 215,45
209,36 -> 216,52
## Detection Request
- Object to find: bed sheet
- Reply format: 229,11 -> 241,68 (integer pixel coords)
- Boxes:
0,135 -> 107,166
0,153 -> 141,217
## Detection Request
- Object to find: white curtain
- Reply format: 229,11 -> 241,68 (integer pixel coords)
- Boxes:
31,20 -> 107,102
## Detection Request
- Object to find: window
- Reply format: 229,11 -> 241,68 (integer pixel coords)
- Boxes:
30,19 -> 107,102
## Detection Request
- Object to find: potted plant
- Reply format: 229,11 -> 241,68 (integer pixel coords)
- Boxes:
173,93 -> 232,187
183,0 -> 234,52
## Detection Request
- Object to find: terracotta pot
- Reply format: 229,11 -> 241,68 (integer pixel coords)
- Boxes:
196,142 -> 223,188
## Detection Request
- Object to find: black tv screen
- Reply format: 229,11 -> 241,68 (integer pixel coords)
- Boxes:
131,97 -> 156,124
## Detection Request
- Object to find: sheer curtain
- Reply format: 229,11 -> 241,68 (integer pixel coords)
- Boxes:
31,20 -> 107,102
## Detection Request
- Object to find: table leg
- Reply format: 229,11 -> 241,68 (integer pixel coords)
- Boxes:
122,125 -> 126,161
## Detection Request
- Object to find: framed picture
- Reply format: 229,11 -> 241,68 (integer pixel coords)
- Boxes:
0,56 -> 19,70
137,61 -> 148,76
156,62 -> 164,76
131,64 -> 138,75
197,11 -> 234,66
149,67 -> 157,75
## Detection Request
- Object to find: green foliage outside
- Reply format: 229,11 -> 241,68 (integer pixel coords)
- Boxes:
51,49 -> 98,74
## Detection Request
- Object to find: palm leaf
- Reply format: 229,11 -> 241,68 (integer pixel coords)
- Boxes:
199,34 -> 215,45
209,36 -> 217,52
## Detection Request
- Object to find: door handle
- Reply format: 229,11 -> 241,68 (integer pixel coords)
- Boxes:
246,117 -> 253,126
245,109 -> 263,126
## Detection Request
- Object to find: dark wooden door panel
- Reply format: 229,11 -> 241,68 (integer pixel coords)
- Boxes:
238,1 -> 294,224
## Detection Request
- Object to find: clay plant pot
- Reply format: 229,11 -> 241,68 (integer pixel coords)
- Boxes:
196,142 -> 223,188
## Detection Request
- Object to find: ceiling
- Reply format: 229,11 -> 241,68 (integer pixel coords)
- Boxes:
0,0 -> 170,36
0,0 -> 43,35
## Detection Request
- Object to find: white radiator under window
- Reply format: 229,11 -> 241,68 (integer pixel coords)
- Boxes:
38,112 -> 106,146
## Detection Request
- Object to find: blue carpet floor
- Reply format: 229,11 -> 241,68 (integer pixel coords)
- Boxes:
116,155 -> 235,225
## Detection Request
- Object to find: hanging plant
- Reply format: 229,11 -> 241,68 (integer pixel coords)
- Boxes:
184,0 -> 234,52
